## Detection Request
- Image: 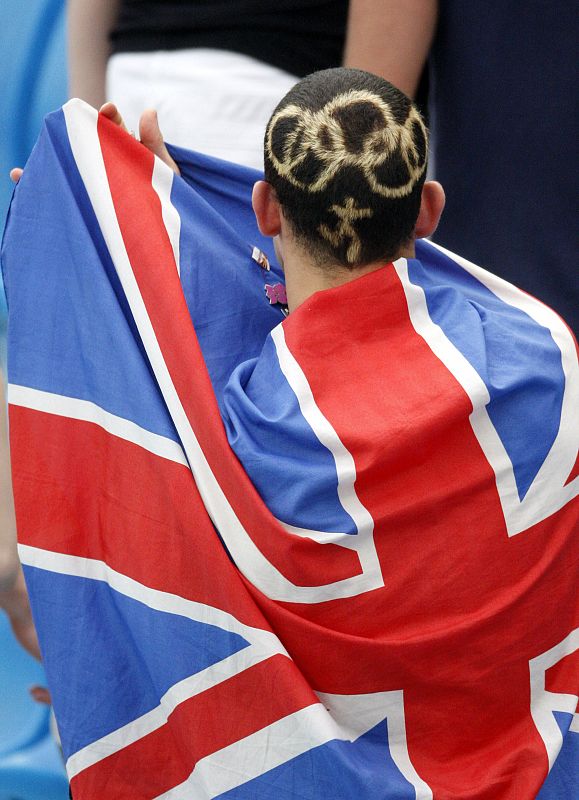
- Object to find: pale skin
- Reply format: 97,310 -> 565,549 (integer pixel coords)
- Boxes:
252,179 -> 445,312
343,0 -> 438,98
67,0 -> 120,108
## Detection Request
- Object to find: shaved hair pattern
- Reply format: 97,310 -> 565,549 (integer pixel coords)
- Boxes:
267,90 -> 427,199
264,69 -> 429,268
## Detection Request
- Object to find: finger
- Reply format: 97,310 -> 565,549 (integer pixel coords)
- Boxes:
139,109 -> 180,176
10,168 -> 23,183
99,101 -> 128,132
30,685 -> 52,704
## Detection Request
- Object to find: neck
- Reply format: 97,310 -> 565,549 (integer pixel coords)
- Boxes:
282,239 -> 416,313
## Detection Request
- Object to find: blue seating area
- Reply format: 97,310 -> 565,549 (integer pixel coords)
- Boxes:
0,0 -> 67,373
0,613 -> 68,799
1,1 -> 68,795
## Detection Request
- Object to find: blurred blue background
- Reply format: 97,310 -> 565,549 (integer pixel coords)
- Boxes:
0,0 -> 67,374
0,615 -> 69,799
0,1 -> 69,796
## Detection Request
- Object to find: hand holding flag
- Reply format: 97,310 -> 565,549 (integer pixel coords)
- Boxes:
10,101 -> 180,184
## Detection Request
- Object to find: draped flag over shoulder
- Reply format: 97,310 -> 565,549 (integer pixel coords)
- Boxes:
2,100 -> 578,799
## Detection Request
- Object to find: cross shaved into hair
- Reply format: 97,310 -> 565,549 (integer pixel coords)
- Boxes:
264,68 -> 429,268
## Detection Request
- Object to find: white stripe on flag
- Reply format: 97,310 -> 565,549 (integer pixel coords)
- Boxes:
151,157 -> 181,276
8,384 -> 188,466
393,255 -> 579,536
18,544 -> 287,779
271,325 -> 384,591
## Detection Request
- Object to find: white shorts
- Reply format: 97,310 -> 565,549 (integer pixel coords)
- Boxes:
106,49 -> 298,170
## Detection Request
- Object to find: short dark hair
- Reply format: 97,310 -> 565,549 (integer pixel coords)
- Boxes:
264,68 -> 428,269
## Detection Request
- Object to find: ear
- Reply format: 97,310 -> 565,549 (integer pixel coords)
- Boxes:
252,180 -> 282,237
414,181 -> 446,240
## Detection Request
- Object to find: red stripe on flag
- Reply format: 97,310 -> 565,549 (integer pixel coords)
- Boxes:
9,405 -> 255,623
70,654 -> 317,799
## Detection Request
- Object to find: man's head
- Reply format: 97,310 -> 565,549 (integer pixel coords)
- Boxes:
255,68 -> 441,272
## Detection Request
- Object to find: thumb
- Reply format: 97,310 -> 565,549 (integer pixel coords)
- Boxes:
30,685 -> 52,705
139,110 -> 180,176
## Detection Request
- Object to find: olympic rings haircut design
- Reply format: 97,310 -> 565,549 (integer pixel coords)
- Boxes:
266,90 -> 427,200
264,70 -> 429,268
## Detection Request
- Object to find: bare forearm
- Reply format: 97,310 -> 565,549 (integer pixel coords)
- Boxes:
67,0 -> 121,107
0,384 -> 41,659
1,565 -> 27,618
0,565 -> 41,660
344,0 -> 438,98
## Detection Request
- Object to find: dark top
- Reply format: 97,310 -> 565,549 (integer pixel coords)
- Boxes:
111,0 -> 349,78
429,0 -> 578,335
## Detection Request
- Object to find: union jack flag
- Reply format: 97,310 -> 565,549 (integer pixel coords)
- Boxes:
2,100 -> 578,799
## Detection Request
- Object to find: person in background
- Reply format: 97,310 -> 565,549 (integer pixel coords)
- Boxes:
68,0 -> 349,168
343,0 -> 436,99
343,0 -> 578,336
